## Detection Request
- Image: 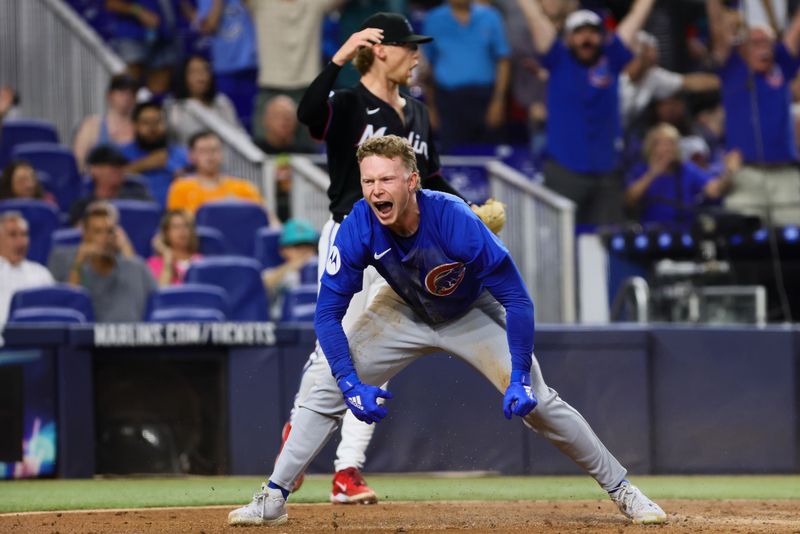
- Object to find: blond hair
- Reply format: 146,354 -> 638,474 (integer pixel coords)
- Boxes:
642,123 -> 680,161
357,135 -> 420,190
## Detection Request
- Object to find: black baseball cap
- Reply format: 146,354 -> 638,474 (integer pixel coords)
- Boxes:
87,144 -> 129,167
360,12 -> 433,44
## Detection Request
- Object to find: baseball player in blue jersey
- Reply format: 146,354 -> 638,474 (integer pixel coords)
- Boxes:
228,135 -> 667,527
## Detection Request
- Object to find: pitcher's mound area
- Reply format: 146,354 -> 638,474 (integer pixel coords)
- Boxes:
2,500 -> 799,533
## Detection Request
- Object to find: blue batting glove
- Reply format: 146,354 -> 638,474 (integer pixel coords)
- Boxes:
337,373 -> 393,425
502,371 -> 537,420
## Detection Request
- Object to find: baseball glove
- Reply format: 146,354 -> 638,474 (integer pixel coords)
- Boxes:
472,198 -> 506,234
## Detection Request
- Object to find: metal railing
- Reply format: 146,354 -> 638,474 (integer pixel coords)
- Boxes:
0,0 -> 126,142
287,156 -> 330,230
610,276 -> 650,323
486,161 -> 576,323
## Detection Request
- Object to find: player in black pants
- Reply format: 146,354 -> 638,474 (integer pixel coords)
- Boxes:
281,12 -> 503,504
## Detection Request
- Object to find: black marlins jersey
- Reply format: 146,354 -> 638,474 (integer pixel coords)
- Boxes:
310,83 -> 441,216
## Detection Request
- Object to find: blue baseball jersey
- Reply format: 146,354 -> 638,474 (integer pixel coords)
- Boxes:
719,43 -> 800,163
321,190 -> 508,325
542,34 -> 632,173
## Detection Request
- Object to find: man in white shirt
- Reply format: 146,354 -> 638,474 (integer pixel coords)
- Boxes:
0,211 -> 54,324
620,31 -> 720,128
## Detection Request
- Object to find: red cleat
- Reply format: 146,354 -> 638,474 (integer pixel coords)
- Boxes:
330,467 -> 378,504
276,422 -> 304,492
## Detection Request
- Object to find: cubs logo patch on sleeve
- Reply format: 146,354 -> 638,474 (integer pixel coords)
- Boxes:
424,262 -> 466,296
326,245 -> 341,275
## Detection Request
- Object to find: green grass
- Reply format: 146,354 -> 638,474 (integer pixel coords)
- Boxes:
0,475 -> 798,513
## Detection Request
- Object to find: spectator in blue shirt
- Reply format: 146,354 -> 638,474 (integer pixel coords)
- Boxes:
120,101 -> 189,208
707,0 -> 800,226
422,0 -> 511,152
517,0 -> 655,225
195,0 -> 259,131
624,123 -> 735,226
105,0 -> 181,95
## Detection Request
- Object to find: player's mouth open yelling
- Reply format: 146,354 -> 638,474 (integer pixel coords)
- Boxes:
373,200 -> 393,216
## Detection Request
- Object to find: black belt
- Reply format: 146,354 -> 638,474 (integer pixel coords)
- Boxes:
332,212 -> 347,223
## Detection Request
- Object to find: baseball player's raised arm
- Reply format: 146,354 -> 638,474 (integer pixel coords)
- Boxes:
482,256 -> 535,376
297,62 -> 341,140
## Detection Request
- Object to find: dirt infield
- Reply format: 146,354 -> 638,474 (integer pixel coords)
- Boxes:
2,500 -> 799,533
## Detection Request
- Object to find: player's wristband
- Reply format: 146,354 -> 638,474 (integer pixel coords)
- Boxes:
510,370 -> 531,386
337,372 -> 361,394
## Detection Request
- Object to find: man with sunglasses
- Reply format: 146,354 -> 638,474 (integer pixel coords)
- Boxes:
287,12 -> 474,505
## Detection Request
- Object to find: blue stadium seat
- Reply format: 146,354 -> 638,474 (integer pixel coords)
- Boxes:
11,142 -> 81,213
150,307 -> 225,323
124,173 -> 151,193
8,306 -> 87,324
280,284 -> 318,322
51,227 -> 82,248
440,165 -> 490,205
184,256 -> 269,321
299,257 -> 319,285
196,225 -> 228,256
0,199 -> 60,265
80,175 -> 94,196
0,119 -> 59,167
35,170 -> 53,192
9,283 -> 95,322
254,227 -> 282,268
144,283 -> 229,321
111,199 -> 162,258
195,200 -> 268,257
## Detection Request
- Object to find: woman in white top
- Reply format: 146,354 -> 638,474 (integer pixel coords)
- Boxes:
165,55 -> 245,145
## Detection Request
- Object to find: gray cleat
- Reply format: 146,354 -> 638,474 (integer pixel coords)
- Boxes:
228,483 -> 288,527
609,481 -> 667,524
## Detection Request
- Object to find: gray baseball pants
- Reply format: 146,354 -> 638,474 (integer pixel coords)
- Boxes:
271,286 -> 627,492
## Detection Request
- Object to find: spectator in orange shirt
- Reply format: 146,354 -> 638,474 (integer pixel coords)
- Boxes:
166,130 -> 265,215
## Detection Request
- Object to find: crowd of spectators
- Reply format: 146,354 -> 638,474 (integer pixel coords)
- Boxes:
59,0 -> 800,228
6,0 -> 800,324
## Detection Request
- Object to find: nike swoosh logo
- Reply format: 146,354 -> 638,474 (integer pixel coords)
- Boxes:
366,107 -> 380,115
373,248 -> 391,260
336,481 -> 348,491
